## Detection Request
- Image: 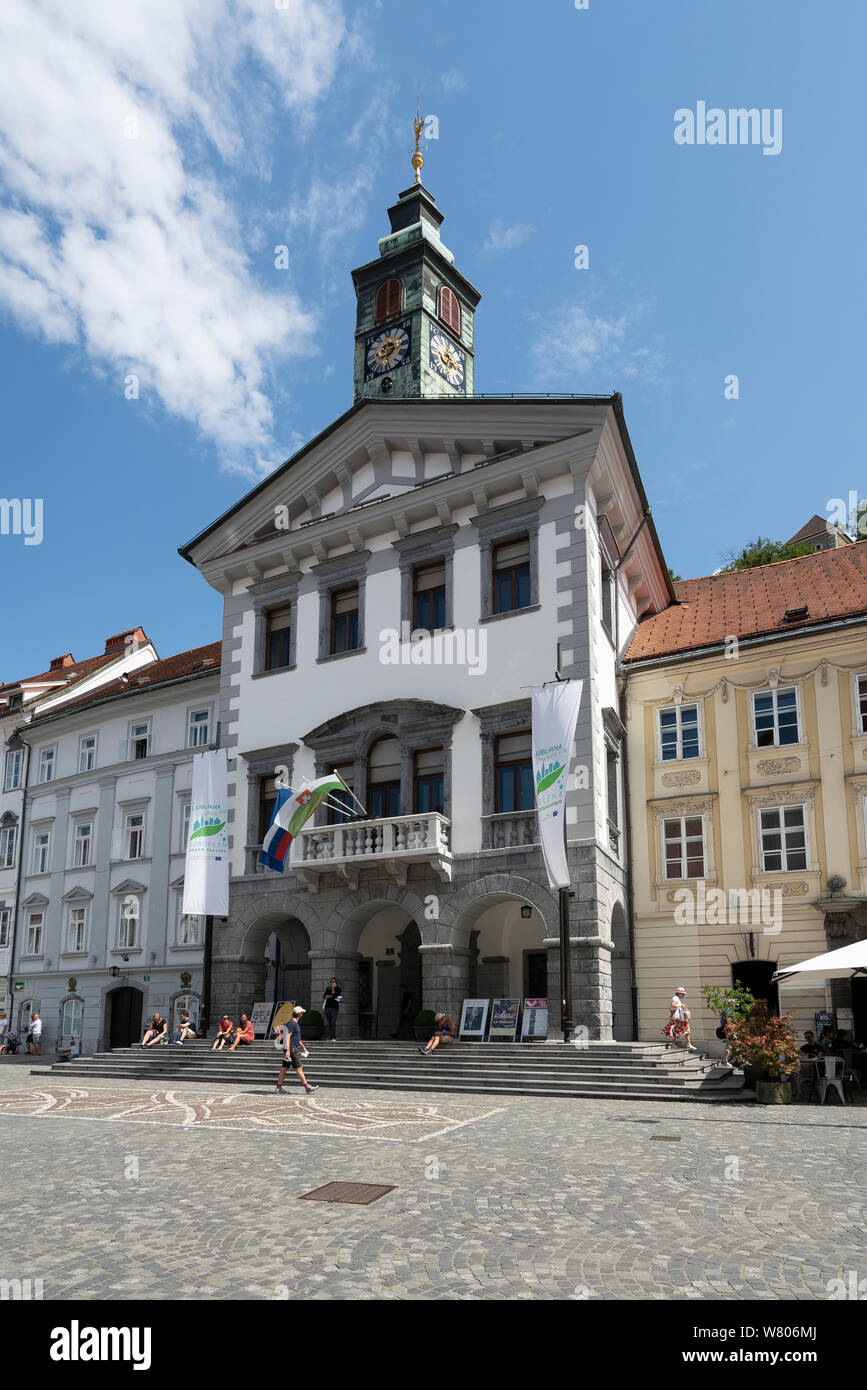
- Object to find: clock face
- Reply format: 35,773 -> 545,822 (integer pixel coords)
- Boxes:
429,329 -> 466,391
365,320 -> 411,380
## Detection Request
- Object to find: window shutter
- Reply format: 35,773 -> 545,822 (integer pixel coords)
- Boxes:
375,278 -> 402,323
440,286 -> 461,335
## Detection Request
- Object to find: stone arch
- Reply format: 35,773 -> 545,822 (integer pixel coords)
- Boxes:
443,874 -> 559,948
211,885 -> 326,1030
322,884 -> 430,1038
610,898 -> 633,1041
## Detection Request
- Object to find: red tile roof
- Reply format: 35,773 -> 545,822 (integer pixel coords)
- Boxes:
625,540 -> 867,662
0,651 -> 119,699
26,642 -> 221,723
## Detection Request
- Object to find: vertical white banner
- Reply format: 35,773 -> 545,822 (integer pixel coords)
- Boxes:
183,749 -> 229,916
531,681 -> 584,890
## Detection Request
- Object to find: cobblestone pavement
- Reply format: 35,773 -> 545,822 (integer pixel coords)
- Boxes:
1,1067 -> 865,1301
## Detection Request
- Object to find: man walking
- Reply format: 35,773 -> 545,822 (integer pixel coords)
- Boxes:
322,978 -> 341,1041
276,1005 -> 318,1095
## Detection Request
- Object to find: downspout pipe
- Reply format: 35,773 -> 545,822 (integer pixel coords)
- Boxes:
6,734 -> 31,1026
611,509 -> 653,1042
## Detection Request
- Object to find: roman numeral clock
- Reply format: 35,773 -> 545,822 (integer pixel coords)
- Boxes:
428,328 -> 466,392
364,320 -> 412,382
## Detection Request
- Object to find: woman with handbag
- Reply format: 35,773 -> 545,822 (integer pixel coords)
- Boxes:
663,987 -> 696,1051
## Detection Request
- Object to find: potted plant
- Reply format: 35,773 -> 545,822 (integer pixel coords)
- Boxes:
722,1000 -> 800,1103
414,1008 -> 437,1043
299,1009 -> 323,1040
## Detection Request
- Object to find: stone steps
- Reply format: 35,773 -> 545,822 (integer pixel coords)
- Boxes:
43,1039 -> 746,1102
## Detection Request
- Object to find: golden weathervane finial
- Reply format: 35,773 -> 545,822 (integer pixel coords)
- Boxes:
412,98 -> 424,185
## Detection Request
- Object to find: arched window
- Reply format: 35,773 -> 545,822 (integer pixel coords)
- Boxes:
374,278 -> 402,323
439,286 -> 461,335
61,997 -> 83,1042
173,993 -> 200,1030
368,737 -> 401,818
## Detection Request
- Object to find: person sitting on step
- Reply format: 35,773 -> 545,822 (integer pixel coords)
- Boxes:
419,1012 -> 455,1056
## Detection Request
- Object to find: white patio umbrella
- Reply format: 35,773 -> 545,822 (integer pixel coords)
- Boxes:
772,939 -> 867,984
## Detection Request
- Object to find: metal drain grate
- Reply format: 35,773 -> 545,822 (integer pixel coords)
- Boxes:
298,1181 -> 397,1205
650,1136 -> 682,1142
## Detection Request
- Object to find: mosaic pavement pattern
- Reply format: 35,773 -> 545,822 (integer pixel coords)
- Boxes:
1,1069 -> 865,1300
0,1087 -> 503,1140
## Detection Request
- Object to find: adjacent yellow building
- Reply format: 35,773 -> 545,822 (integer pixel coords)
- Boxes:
622,541 -> 867,1045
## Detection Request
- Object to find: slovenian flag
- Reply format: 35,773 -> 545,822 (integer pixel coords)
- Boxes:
258,772 -> 351,872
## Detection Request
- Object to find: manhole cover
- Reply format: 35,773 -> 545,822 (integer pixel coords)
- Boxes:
298,1182 -> 396,1205
650,1136 -> 681,1142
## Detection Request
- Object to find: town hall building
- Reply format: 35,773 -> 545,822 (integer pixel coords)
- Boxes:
180,155 -> 675,1040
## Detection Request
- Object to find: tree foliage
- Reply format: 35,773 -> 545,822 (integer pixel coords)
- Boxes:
719,536 -> 815,572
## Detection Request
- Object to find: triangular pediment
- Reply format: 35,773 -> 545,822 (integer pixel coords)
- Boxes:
22,891 -> 49,907
111,878 -> 147,896
62,886 -> 94,903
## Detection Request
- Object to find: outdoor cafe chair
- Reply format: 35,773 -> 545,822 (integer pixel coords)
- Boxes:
816,1055 -> 847,1106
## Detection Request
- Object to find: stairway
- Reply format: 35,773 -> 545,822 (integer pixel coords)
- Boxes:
41,1039 -> 747,1102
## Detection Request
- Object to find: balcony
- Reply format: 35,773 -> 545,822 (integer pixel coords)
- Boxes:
482,810 -> 539,850
290,812 -> 452,892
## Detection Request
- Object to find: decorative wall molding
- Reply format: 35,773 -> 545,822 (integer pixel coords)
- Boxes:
756,756 -> 802,775
661,769 -> 701,788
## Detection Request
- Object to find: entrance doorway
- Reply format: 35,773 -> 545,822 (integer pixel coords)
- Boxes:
524,950 -> 547,997
731,961 -> 779,1015
108,987 -> 143,1048
851,977 -> 867,1042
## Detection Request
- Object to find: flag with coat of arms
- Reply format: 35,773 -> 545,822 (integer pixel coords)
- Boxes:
259,772 -> 351,872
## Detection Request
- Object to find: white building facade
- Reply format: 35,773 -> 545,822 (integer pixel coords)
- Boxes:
6,642 -> 219,1052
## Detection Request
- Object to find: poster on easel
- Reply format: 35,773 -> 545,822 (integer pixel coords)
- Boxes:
250,1001 -> 274,1036
268,1000 -> 296,1037
459,999 -> 489,1040
488,998 -> 520,1041
521,998 -> 548,1039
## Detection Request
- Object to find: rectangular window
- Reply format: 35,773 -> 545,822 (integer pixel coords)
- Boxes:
663,816 -> 706,880
118,903 -> 138,950
4,748 -> 22,792
38,747 -> 56,783
759,805 -> 808,872
331,587 -> 359,655
0,907 -> 10,948
265,605 -> 293,671
0,825 -> 16,869
259,774 -> 281,843
67,906 -> 87,953
124,812 -> 145,860
32,830 -> 50,875
857,675 -> 867,735
493,537 -> 531,615
606,747 -> 619,830
177,910 -> 202,946
413,563 -> 446,632
129,721 -> 151,760
73,821 -> 92,868
79,735 -> 97,773
414,747 -> 444,814
753,687 -> 799,748
187,708 -> 210,748
180,800 -> 191,852
61,998 -> 83,1040
327,764 -> 356,825
600,562 -> 613,634
659,704 -> 701,761
26,912 -> 43,955
495,731 -> 534,812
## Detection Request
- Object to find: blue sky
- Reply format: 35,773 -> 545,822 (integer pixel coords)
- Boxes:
1,0 -> 863,678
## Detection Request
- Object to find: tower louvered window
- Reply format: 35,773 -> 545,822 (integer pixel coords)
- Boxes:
374,278 -> 402,323
439,285 -> 461,334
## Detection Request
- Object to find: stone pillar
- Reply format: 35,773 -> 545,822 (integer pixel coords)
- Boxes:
309,949 -> 361,1038
419,943 -> 473,1021
211,945 -> 265,1028
544,935 -> 614,1041
376,958 -> 399,1038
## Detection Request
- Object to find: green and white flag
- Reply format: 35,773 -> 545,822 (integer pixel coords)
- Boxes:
183,749 -> 229,916
531,681 -> 584,890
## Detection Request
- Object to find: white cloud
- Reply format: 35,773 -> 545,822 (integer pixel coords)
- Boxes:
481,220 -> 534,254
441,68 -> 467,94
0,0 -> 349,476
529,302 -> 664,386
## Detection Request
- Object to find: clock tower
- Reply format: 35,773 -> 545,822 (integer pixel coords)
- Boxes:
351,124 -> 481,403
